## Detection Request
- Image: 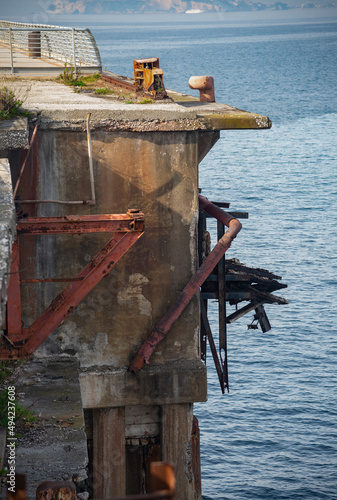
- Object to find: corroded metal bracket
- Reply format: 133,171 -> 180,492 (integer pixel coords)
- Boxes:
1,210 -> 144,359
128,196 -> 242,374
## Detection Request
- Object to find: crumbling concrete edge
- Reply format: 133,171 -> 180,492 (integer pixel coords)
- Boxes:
0,158 -> 16,331
0,117 -> 29,151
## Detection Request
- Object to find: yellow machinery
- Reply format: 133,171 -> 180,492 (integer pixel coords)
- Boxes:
133,58 -> 167,99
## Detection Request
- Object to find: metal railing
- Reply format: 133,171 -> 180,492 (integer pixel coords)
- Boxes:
0,20 -> 102,74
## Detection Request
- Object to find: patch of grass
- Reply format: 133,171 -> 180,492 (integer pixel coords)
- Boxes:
95,87 -> 114,95
0,362 -> 36,430
125,100 -> 134,104
0,389 -> 36,428
58,67 -> 103,89
57,64 -> 86,87
81,73 -> 101,83
0,86 -> 24,121
139,99 -> 153,104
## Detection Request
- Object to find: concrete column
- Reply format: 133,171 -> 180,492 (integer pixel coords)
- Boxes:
93,407 -> 126,499
161,403 -> 195,499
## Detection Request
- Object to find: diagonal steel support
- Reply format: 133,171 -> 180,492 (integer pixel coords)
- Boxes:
1,211 -> 144,359
200,298 -> 226,393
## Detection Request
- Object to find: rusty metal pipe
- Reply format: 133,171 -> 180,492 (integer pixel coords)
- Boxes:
86,112 -> 96,205
129,195 -> 242,373
14,114 -> 96,206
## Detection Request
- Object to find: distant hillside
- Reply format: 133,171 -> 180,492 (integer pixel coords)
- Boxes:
45,0 -> 337,14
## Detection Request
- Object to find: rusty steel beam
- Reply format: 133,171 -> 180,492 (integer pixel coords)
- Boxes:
101,74 -> 136,92
128,195 -> 241,373
17,211 -> 144,235
200,298 -> 225,393
2,211 -> 144,359
23,232 -> 141,356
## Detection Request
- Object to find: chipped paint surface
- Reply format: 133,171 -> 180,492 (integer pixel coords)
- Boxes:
117,273 -> 151,317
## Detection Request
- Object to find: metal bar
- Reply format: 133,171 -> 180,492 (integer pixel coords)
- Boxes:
9,28 -> 14,73
198,210 -> 207,362
204,274 -> 250,282
71,28 -> 76,74
129,195 -> 242,373
101,74 -> 136,92
16,199 -> 96,205
217,220 -> 228,392
22,231 -> 143,356
86,113 -> 96,205
0,22 -> 102,70
13,125 -> 38,199
226,302 -> 263,324
15,115 -> 97,206
200,298 -> 224,393
254,304 -> 272,332
21,278 -> 84,283
17,212 -> 144,235
0,28 -> 89,32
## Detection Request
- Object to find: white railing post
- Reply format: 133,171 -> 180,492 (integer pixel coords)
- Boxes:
72,28 -> 77,75
9,28 -> 14,74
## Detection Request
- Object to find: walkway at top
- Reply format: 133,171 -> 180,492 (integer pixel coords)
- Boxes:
0,20 -> 102,75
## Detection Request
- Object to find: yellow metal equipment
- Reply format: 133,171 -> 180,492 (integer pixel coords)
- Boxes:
133,58 -> 167,99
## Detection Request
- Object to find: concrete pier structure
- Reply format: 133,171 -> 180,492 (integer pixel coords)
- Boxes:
0,78 -> 271,498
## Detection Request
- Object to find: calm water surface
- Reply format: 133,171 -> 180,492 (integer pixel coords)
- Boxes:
64,11 -> 337,499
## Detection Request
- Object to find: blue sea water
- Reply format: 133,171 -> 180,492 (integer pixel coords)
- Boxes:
61,10 -> 337,499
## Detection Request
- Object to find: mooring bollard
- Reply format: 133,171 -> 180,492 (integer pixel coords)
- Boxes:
36,480 -> 76,500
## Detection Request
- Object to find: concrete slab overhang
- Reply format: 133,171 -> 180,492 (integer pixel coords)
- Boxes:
80,360 -> 207,408
4,79 -> 271,131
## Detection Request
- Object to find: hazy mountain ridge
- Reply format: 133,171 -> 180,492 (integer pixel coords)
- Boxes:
45,0 -> 337,14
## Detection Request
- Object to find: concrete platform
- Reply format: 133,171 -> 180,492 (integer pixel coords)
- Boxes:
0,43 -> 64,75
3,78 -> 271,131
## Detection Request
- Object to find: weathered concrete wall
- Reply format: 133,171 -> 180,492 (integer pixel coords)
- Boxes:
16,128 -> 199,362
12,125 -> 207,401
11,123 -> 207,499
0,158 -> 16,331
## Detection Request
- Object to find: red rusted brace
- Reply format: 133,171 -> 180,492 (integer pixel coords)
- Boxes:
2,211 -> 144,359
128,195 -> 241,373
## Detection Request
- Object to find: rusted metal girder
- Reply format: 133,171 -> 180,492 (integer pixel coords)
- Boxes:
128,195 -> 241,373
17,211 -> 144,235
101,73 -> 136,93
1,211 -> 144,359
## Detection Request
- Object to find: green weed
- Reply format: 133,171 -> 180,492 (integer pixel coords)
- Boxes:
57,63 -> 85,86
81,74 -> 101,83
0,388 -> 36,428
0,86 -> 24,121
95,88 -> 114,95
